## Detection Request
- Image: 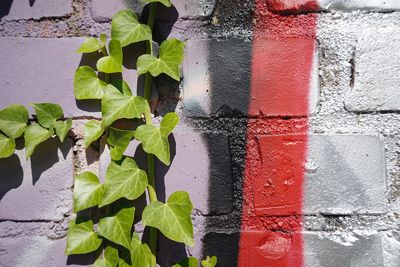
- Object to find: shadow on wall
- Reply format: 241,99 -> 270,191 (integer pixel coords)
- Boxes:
0,0 -> 13,19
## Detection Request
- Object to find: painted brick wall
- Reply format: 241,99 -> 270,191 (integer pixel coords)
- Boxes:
1,0 -> 400,266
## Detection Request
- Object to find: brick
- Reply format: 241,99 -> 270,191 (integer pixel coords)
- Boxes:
90,0 -> 215,22
99,132 -> 233,216
382,231 -> 400,267
183,38 -> 319,117
254,134 -> 387,215
0,138 -> 73,221
345,28 -> 400,113
0,0 -> 73,21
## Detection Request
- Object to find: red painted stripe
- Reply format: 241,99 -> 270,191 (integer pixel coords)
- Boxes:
238,1 -> 318,266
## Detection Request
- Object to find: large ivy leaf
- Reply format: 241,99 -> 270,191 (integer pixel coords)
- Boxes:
98,206 -> 135,250
130,233 -> 152,267
97,40 -> 123,73
84,120 -> 104,147
74,66 -> 108,100
100,157 -> 148,207
0,133 -> 15,158
172,257 -> 199,267
0,104 -> 29,138
101,93 -> 148,128
65,218 -> 102,255
111,10 -> 152,47
24,123 -> 53,159
76,37 -> 104,53
31,103 -> 63,128
111,80 -> 132,96
134,112 -> 178,165
142,191 -> 194,247
201,256 -> 217,267
142,0 -> 172,7
93,246 -> 118,267
137,38 -> 185,81
107,127 -> 133,161
73,172 -> 104,213
54,119 -> 72,142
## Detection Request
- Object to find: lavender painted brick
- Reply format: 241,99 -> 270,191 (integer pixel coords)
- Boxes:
0,0 -> 73,21
0,138 -> 73,221
99,132 -> 233,215
345,28 -> 400,113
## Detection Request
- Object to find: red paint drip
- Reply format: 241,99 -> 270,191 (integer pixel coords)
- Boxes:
238,1 -> 317,266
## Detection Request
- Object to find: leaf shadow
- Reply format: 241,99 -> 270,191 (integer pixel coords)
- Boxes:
0,154 -> 23,200
0,0 -> 13,19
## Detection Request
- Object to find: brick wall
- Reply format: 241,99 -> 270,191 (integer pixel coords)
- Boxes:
1,0 -> 400,266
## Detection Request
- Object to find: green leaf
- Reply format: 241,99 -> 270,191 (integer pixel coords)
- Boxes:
137,38 -> 185,81
76,37 -> 104,53
110,80 -> 132,96
0,133 -> 15,159
172,256 -> 199,267
98,206 -> 135,250
100,157 -> 148,207
54,119 -> 72,142
97,40 -> 123,73
107,127 -> 133,161
73,172 -> 104,213
142,191 -> 194,247
134,112 -> 179,165
111,10 -> 152,47
100,33 -> 108,47
74,66 -> 108,100
93,246 -> 119,267
65,218 -> 102,255
101,93 -> 148,128
31,103 -> 64,128
0,104 -> 29,138
201,256 -> 217,267
24,123 -> 53,159
104,84 -> 123,95
84,120 -> 104,148
130,233 -> 152,267
142,0 -> 172,7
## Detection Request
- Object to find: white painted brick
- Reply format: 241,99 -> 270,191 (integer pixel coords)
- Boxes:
319,0 -> 400,12
382,231 -> 400,267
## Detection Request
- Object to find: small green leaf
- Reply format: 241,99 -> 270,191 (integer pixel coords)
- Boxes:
102,93 -> 148,128
84,120 -> 104,148
107,127 -> 133,161
100,157 -> 148,207
137,38 -> 185,81
65,218 -> 102,255
24,123 -> 53,159
111,10 -> 152,47
73,172 -> 104,213
97,40 -> 123,74
111,80 -> 132,96
0,133 -> 15,158
74,66 -> 108,100
0,104 -> 29,138
142,191 -> 194,247
104,84 -> 123,95
98,206 -> 135,250
76,37 -> 104,53
100,33 -> 108,47
93,246 -> 118,267
201,256 -> 217,267
134,112 -> 178,165
130,233 -> 152,267
172,256 -> 199,267
31,103 -> 64,128
54,119 -> 72,142
142,0 -> 172,7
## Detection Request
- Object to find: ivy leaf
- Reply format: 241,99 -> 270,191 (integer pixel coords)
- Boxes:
0,104 -> 29,138
100,33 -> 108,47
97,40 -> 123,74
84,120 -> 104,148
201,256 -> 217,267
172,257 -> 199,267
107,127 -> 133,161
65,218 -> 102,255
142,191 -> 194,247
104,84 -> 123,95
76,37 -> 104,53
54,119 -> 72,142
100,157 -> 148,207
93,246 -> 119,267
24,123 -> 53,159
31,103 -> 64,128
137,38 -> 185,81
130,232 -> 152,267
142,0 -> 172,7
111,10 -> 152,47
0,133 -> 15,159
98,206 -> 135,250
111,80 -> 132,96
134,112 -> 179,165
74,66 -> 108,100
101,93 -> 148,128
73,172 -> 104,213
